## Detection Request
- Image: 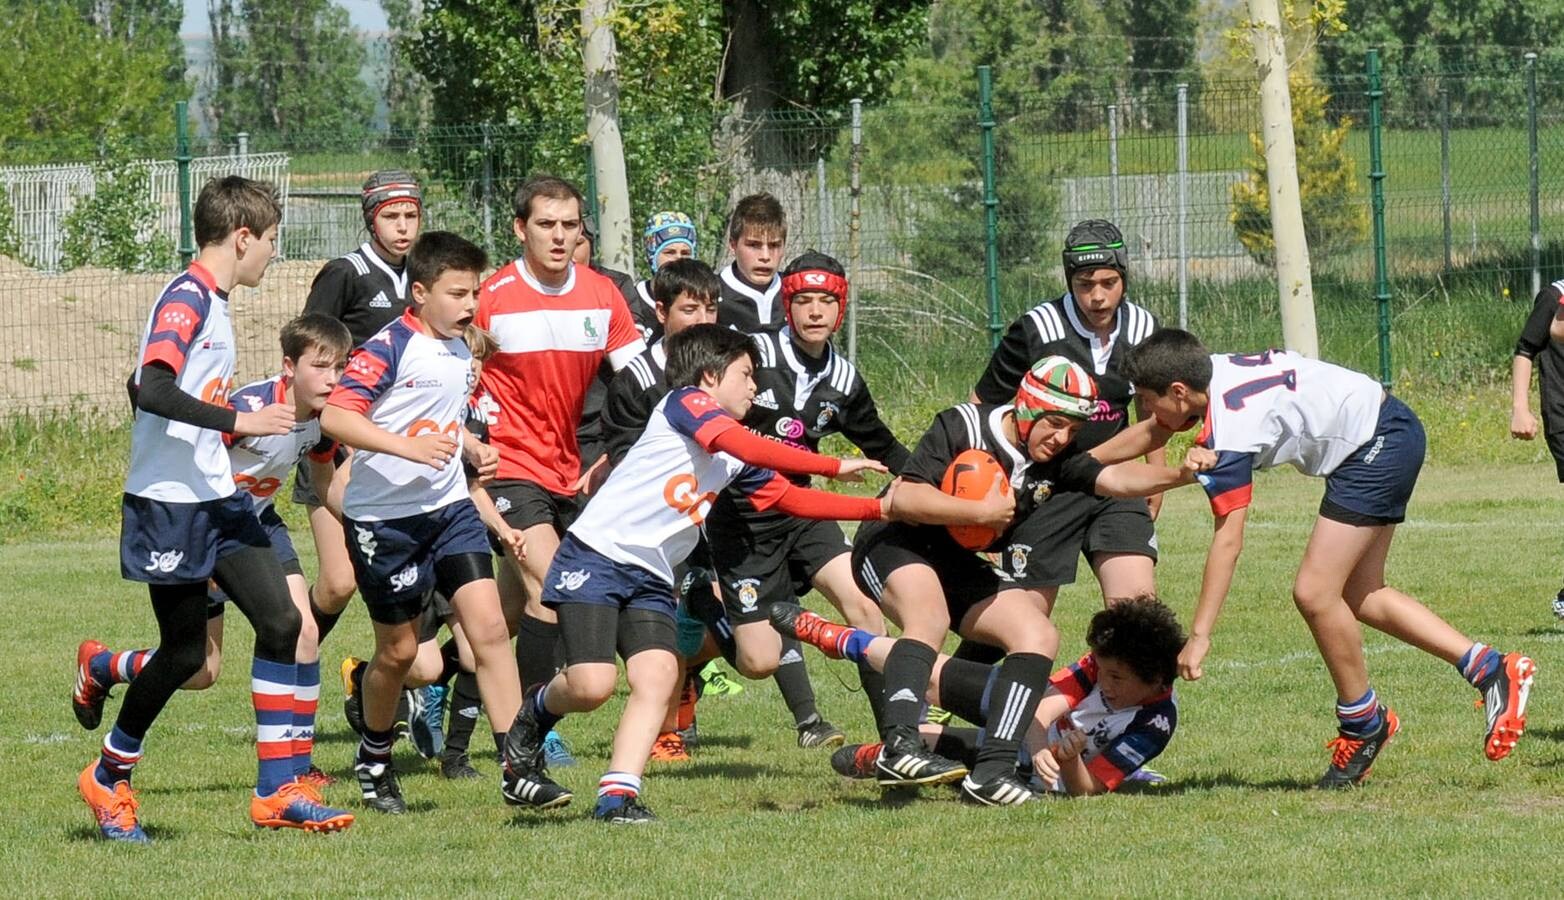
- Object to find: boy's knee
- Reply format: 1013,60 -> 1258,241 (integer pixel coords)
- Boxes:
162,642 -> 209,684
734,649 -> 777,680
572,668 -> 617,708
315,572 -> 357,611
254,603 -> 303,659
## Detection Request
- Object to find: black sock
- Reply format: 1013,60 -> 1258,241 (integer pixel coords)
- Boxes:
773,637 -> 820,727
438,638 -> 463,685
685,585 -> 737,665
933,726 -> 981,765
310,587 -> 343,644
971,652 -> 1050,782
951,637 -> 1004,666
443,671 -> 481,756
491,731 -> 505,758
880,639 -> 938,736
515,613 -> 561,692
857,658 -> 888,732
937,657 -> 997,725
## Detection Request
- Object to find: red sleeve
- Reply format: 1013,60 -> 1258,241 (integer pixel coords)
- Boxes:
744,474 -> 882,521
1087,755 -> 1130,791
708,428 -> 842,477
1048,654 -> 1097,707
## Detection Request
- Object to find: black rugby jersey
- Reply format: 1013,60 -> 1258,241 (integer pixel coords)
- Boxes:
716,262 -> 783,334
303,242 -> 411,347
1515,280 -> 1564,431
601,341 -> 670,466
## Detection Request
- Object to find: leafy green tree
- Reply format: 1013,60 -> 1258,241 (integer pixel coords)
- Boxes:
381,0 -> 432,135
60,142 -> 176,273
205,0 -> 375,139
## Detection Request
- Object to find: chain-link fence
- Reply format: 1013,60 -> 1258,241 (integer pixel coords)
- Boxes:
5,52 -> 1564,415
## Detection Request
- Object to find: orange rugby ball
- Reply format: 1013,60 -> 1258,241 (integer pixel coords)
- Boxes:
941,448 -> 1010,550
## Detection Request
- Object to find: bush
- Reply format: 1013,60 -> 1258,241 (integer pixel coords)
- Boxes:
59,144 -> 176,273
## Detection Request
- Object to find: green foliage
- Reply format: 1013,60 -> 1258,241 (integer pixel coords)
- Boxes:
1230,69 -> 1366,266
0,188 -> 21,262
381,0 -> 432,135
59,144 -> 176,273
0,0 -> 183,161
205,0 -> 375,140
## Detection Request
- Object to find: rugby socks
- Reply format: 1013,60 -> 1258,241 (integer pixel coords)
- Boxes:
932,726 -> 981,764
597,771 -> 641,803
439,638 -> 464,683
936,656 -> 996,725
443,671 -> 482,757
251,657 -> 297,796
92,649 -> 154,686
309,587 -> 343,643
290,661 -> 320,777
880,640 -> 938,734
1335,687 -> 1383,737
94,726 -> 143,788
516,613 -> 561,691
971,652 -> 1050,783
530,682 -> 564,734
1457,643 -> 1502,688
951,637 -> 1004,666
357,727 -> 395,766
856,659 -> 888,732
773,638 -> 820,727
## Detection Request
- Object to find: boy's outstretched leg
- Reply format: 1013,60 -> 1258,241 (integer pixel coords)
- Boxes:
594,627 -> 678,825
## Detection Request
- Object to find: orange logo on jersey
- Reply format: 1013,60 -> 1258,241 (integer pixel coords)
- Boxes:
406,419 -> 460,439
663,473 -> 716,526
200,376 -> 233,405
234,473 -> 282,498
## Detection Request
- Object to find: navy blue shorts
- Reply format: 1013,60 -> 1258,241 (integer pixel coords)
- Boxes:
542,533 -> 677,617
208,505 -> 302,614
344,499 -> 493,624
1321,395 -> 1425,526
120,493 -> 270,585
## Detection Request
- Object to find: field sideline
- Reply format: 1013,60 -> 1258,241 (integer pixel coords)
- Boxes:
8,464 -> 1564,895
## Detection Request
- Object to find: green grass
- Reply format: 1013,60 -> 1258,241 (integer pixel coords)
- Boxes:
7,464 -> 1564,894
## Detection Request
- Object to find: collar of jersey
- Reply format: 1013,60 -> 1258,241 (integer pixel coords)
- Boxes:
359,242 -> 409,300
635,278 -> 655,309
515,257 -> 577,296
1063,292 -> 1122,344
988,404 -> 1029,491
720,262 -> 779,304
651,340 -> 667,369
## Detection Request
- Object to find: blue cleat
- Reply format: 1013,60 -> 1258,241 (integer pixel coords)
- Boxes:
410,685 -> 446,759
543,730 -> 578,767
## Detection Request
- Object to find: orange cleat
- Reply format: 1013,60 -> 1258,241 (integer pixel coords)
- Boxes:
1480,653 -> 1536,761
72,640 -> 111,730
78,762 -> 149,843
250,781 -> 355,832
298,765 -> 336,790
649,731 -> 691,762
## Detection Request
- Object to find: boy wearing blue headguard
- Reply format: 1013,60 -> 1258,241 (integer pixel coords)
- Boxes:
630,211 -> 698,342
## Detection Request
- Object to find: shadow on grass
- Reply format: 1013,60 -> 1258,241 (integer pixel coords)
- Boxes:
838,786 -> 927,810
501,809 -> 583,830
681,733 -> 754,751
1522,725 -> 1564,743
67,822 -> 179,843
1120,772 -> 1317,795
656,761 -> 768,780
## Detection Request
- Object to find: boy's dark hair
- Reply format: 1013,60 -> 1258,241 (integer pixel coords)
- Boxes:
782,249 -> 845,280
194,175 -> 282,247
652,258 -> 720,308
665,323 -> 759,389
407,231 -> 487,290
513,175 -> 584,223
725,192 -> 787,243
1122,328 -> 1212,394
1087,595 -> 1186,687
280,314 -> 351,362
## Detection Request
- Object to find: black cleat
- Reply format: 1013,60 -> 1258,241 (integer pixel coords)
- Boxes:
1317,706 -> 1399,789
439,751 -> 481,780
797,717 -> 847,749
960,772 -> 1038,806
503,693 -> 547,774
500,763 -> 573,809
592,793 -> 656,824
354,758 -> 407,814
875,727 -> 968,787
831,743 -> 881,779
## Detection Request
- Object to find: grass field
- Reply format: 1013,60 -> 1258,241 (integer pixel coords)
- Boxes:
8,464 -> 1564,895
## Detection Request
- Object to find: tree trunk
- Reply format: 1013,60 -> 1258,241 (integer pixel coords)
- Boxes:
581,0 -> 634,273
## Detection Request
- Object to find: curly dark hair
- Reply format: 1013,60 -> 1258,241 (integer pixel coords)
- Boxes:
1086,594 -> 1186,687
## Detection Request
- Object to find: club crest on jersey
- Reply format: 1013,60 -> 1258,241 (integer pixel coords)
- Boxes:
815,401 -> 840,430
733,578 -> 761,613
144,549 -> 185,574
582,316 -> 599,339
1032,480 -> 1054,505
243,394 -> 266,411
1008,543 -> 1031,576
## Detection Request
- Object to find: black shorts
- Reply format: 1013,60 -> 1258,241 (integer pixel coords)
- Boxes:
709,515 -> 852,625
850,520 -> 1011,627
1547,430 -> 1564,483
417,590 -> 454,644
1000,494 -> 1157,590
488,479 -> 579,534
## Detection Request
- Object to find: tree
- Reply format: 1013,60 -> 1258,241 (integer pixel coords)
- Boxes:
59,142 -> 177,273
381,0 -> 432,134
204,0 -> 375,139
0,0 -> 184,161
1230,67 -> 1366,267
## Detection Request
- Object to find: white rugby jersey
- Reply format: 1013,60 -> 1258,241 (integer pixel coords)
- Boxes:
570,386 -> 787,585
1194,351 -> 1382,515
328,310 -> 473,521
125,264 -> 238,503
1043,654 -> 1178,791
225,375 -> 335,513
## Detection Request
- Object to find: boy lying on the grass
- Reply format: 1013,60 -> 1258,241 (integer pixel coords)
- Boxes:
773,594 -> 1183,796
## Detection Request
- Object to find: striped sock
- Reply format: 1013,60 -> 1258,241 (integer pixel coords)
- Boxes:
1458,643 -> 1502,688
95,727 -> 143,788
358,728 -> 395,765
597,771 -> 642,800
530,683 -> 563,733
93,649 -> 154,686
291,661 -> 320,777
252,657 -> 297,797
1335,687 -> 1382,736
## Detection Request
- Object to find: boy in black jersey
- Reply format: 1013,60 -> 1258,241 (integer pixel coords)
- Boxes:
702,251 -> 907,748
969,220 -> 1161,638
1509,279 -> 1564,617
829,358 -> 1205,805
717,193 -> 786,333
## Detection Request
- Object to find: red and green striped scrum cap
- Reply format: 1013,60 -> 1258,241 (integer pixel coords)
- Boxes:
1013,356 -> 1098,440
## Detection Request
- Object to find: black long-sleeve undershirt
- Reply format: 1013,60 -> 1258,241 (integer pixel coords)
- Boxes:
131,363 -> 238,433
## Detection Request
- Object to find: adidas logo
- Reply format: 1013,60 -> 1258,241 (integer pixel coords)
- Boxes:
779,649 -> 803,665
368,291 -> 392,309
889,688 -> 920,703
753,388 -> 778,410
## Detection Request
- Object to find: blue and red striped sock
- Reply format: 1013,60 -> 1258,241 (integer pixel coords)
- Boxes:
291,661 -> 320,777
1457,643 -> 1502,688
1335,687 -> 1382,737
597,771 -> 641,801
251,657 -> 297,797
92,649 -> 154,687
94,727 -> 143,788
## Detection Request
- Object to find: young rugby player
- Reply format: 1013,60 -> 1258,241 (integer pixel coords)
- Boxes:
321,231 -> 524,814
702,251 -> 908,747
78,177 -> 354,842
1509,279 -> 1564,617
775,595 -> 1185,796
839,357 -> 1205,805
718,193 -> 787,333
500,324 -> 892,824
75,315 -> 354,802
627,211 -> 699,342
1110,328 -> 1537,787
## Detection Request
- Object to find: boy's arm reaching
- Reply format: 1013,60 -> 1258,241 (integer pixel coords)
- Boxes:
1087,417 -> 1176,466
320,405 -> 456,469
1179,506 -> 1247,681
670,388 -> 883,480
739,471 -> 897,522
886,478 -> 1014,531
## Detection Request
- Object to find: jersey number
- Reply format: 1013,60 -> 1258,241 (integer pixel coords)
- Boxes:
1222,369 -> 1296,410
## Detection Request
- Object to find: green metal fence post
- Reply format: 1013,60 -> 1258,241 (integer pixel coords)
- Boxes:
175,100 -> 194,268
1528,52 -> 1541,299
978,65 -> 1001,351
1366,49 -> 1392,389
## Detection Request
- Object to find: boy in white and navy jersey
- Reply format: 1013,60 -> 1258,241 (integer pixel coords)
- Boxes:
322,232 -> 524,815
1111,329 -> 1538,788
501,324 -> 893,825
78,177 -> 353,843
74,315 -> 354,798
